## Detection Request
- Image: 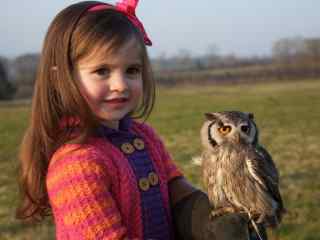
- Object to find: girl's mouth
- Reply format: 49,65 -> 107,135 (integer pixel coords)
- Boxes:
106,98 -> 128,103
104,98 -> 129,108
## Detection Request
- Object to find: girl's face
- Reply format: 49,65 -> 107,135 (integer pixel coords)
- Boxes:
75,38 -> 143,129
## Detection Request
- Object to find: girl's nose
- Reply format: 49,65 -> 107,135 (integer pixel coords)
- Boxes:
109,72 -> 128,92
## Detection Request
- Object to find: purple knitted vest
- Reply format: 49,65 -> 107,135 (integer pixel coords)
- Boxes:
97,117 -> 171,239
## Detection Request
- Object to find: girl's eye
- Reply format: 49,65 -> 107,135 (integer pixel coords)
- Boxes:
93,68 -> 110,76
218,125 -> 232,135
127,66 -> 141,75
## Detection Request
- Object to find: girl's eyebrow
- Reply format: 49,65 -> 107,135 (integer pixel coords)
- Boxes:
128,62 -> 143,67
80,59 -> 142,70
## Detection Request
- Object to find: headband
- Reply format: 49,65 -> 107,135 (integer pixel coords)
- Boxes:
88,0 -> 152,46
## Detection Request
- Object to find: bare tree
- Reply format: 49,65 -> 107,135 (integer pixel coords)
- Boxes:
13,53 -> 39,99
304,38 -> 320,63
204,44 -> 220,69
0,56 -> 16,100
272,37 -> 305,64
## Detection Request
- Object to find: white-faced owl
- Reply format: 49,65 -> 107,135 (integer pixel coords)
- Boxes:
199,111 -> 285,230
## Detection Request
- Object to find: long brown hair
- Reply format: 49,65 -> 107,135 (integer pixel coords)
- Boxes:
16,1 -> 155,222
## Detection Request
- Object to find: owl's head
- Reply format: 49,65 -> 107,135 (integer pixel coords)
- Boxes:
200,111 -> 258,150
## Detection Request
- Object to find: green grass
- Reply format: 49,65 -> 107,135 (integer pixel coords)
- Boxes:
1,79 -> 320,239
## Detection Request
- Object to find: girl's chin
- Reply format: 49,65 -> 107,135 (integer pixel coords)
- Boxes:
96,111 -> 129,126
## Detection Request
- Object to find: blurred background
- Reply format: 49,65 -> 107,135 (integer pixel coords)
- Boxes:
1,0 -> 320,97
1,1 -> 320,239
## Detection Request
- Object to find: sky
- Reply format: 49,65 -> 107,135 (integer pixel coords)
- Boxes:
2,0 -> 320,59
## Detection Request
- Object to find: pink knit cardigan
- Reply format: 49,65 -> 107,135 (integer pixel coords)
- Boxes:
46,121 -> 182,239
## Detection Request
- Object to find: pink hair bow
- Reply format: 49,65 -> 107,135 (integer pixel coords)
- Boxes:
88,0 -> 152,46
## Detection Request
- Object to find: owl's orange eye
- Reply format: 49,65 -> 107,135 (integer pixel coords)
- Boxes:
218,126 -> 232,135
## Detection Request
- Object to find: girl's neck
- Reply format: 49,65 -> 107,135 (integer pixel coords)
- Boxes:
101,120 -> 119,130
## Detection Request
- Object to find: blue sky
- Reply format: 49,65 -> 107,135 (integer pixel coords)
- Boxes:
2,0 -> 320,59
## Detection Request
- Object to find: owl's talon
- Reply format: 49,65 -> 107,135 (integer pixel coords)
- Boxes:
209,209 -> 221,220
210,207 -> 236,220
257,215 -> 264,224
209,211 -> 218,220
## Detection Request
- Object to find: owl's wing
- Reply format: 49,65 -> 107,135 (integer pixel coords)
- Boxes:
255,144 -> 279,184
246,148 -> 284,211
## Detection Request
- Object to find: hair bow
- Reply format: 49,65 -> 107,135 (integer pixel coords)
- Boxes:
88,0 -> 152,46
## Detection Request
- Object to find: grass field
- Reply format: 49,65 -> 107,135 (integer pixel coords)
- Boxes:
1,79 -> 320,239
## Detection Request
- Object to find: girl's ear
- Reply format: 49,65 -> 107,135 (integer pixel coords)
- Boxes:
204,112 -> 216,120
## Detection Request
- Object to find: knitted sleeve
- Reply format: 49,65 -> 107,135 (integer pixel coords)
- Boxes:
46,145 -> 127,240
135,122 -> 183,182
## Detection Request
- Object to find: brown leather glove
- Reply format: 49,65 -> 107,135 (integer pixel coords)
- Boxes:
172,190 -> 267,240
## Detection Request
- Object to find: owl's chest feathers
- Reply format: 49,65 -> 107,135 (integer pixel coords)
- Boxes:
203,146 -> 248,205
210,145 -> 246,175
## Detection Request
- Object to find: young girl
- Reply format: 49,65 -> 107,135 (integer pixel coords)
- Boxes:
16,1 -> 256,239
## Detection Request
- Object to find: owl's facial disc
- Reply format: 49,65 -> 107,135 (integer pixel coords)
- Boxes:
216,121 -> 244,144
218,125 -> 232,135
202,111 -> 258,149
208,121 -> 218,147
207,121 -> 234,147
240,124 -> 250,134
237,121 -> 255,144
247,121 -> 258,144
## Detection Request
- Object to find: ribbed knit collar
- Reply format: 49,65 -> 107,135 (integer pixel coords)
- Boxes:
98,115 -> 132,138
59,115 -> 133,139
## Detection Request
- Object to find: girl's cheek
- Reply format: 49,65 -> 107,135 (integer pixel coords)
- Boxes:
133,78 -> 143,89
92,83 -> 108,98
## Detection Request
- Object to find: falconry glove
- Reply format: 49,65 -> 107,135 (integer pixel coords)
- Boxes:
172,190 -> 268,240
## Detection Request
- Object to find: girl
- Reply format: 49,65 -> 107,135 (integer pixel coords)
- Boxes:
16,1 -> 254,239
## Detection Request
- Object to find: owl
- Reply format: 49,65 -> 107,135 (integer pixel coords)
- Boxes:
199,111 -> 285,231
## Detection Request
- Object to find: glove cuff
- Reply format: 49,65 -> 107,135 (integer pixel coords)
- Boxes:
172,190 -> 211,240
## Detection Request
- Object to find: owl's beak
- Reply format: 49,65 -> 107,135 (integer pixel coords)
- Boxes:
234,133 -> 241,143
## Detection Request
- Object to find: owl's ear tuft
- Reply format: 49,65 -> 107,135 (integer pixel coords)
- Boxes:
205,112 -> 217,120
247,112 -> 254,120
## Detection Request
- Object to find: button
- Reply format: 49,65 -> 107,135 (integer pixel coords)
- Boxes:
121,143 -> 135,154
148,172 -> 159,186
133,138 -> 145,150
139,177 -> 150,191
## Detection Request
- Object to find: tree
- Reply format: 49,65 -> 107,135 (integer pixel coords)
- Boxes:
0,56 -> 16,100
272,37 -> 305,64
204,44 -> 220,69
13,53 -> 39,99
272,37 -> 320,64
304,38 -> 320,63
